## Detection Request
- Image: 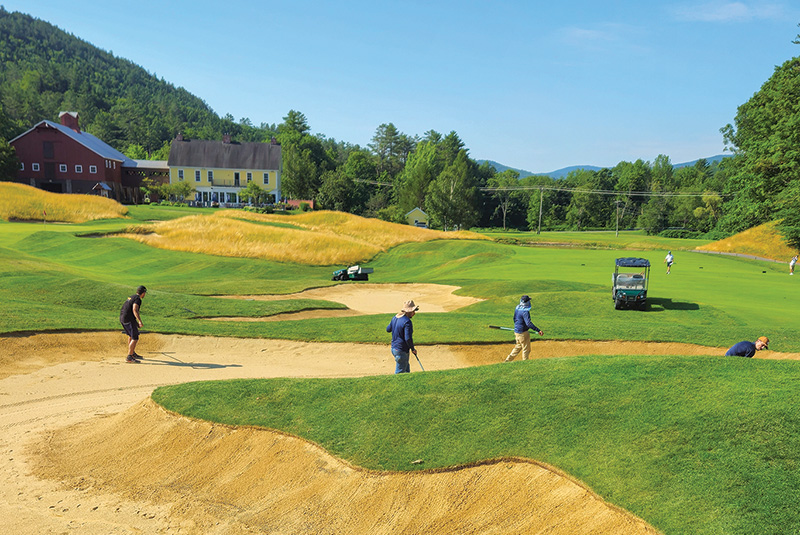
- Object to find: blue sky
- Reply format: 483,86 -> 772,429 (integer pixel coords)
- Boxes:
7,1 -> 800,172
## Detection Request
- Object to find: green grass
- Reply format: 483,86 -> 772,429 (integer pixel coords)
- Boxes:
5,205 -> 800,534
2,218 -> 798,351
153,355 -> 800,535
478,228 -> 712,251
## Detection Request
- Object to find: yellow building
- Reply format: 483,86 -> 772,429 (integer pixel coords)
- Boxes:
168,133 -> 281,206
405,207 -> 428,228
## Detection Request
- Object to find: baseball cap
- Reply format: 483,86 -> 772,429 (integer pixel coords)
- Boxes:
757,336 -> 769,348
137,285 -> 147,294
520,295 -> 530,303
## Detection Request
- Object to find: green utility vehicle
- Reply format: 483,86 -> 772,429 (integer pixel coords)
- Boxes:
332,265 -> 373,281
612,257 -> 650,310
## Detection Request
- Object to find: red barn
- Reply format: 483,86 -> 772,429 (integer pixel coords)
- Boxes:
10,111 -> 145,202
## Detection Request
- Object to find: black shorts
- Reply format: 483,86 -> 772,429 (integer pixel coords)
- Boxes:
122,321 -> 139,340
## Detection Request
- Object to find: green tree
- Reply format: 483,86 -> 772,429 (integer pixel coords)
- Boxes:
426,151 -> 479,230
124,143 -> 148,160
613,160 -> 651,228
720,54 -> 800,232
281,144 -> 318,200
368,123 -> 414,181
0,137 -> 19,180
170,180 -> 195,202
239,180 -> 268,206
486,169 -> 521,230
396,141 -> 438,214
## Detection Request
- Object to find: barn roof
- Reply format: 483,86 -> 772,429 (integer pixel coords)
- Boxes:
10,120 -> 136,166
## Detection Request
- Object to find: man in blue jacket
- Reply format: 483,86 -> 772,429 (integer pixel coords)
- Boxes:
725,336 -> 769,358
504,295 -> 544,362
387,300 -> 419,373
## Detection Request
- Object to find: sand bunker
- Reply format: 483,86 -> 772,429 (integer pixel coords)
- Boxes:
217,282 -> 483,321
31,398 -> 659,534
4,331 -> 797,534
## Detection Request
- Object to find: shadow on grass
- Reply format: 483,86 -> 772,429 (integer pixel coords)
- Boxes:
142,352 -> 243,370
646,298 -> 700,311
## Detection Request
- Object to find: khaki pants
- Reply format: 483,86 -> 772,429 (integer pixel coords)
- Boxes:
505,331 -> 531,361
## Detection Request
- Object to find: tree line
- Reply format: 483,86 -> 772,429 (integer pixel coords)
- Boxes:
1,7 -> 799,245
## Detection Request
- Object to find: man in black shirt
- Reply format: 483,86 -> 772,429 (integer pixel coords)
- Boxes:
120,285 -> 147,363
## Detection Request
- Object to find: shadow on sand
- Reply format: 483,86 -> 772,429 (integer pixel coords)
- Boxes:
140,352 -> 243,370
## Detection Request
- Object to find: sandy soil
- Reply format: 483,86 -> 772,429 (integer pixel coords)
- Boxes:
216,282 -> 484,321
3,283 -> 796,534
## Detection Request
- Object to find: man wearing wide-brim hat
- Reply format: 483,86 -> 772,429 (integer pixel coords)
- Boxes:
386,300 -> 419,374
725,336 -> 769,358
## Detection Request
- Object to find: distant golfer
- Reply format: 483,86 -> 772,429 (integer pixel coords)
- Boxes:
387,300 -> 418,374
725,336 -> 769,358
504,295 -> 543,362
790,255 -> 797,275
664,251 -> 674,274
120,285 -> 147,363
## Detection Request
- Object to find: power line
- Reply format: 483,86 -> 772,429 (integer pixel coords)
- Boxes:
479,185 -> 732,197
354,179 -> 731,198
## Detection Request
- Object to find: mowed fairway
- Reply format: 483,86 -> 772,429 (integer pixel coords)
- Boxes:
2,204 -> 800,534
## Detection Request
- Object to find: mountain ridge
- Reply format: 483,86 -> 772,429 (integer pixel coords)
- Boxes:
479,154 -> 732,179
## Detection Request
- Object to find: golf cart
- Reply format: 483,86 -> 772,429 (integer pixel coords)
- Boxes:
612,257 -> 650,310
332,265 -> 373,281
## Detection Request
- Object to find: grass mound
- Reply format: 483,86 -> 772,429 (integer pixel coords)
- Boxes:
153,355 -> 800,535
0,182 -> 128,222
696,220 -> 798,261
119,209 -> 488,265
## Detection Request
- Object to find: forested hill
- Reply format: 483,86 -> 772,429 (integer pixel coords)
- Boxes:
0,8 -> 269,154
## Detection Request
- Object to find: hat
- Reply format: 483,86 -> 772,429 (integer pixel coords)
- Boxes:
520,295 -> 530,303
136,285 -> 147,294
400,300 -> 419,314
757,336 -> 769,348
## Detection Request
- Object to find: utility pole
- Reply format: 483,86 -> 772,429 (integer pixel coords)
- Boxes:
537,187 -> 544,235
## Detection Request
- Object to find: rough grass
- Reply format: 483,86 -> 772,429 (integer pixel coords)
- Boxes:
119,210 -> 488,265
697,220 -> 798,261
0,182 -> 128,222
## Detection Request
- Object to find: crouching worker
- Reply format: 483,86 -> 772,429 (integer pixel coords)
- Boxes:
387,300 -> 418,374
725,336 -> 769,358
504,295 -> 543,362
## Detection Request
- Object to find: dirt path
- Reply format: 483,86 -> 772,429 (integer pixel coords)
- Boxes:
2,331 -> 795,533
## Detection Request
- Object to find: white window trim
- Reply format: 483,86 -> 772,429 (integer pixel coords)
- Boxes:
246,172 -> 252,182
207,170 -> 213,181
89,165 -> 97,174
32,163 -> 40,171
59,164 -> 67,172
75,165 -> 83,173
20,162 -> 24,171
263,172 -> 269,185
178,169 -> 184,180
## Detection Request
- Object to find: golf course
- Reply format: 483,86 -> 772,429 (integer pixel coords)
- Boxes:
2,189 -> 800,534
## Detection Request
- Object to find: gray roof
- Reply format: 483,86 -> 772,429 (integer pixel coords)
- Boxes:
11,120 -> 136,166
168,139 -> 281,170
131,159 -> 168,170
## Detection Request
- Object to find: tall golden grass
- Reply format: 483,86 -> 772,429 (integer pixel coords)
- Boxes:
0,182 -> 128,223
120,210 -> 488,265
696,221 -> 799,261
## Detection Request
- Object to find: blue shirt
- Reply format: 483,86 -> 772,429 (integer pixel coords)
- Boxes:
387,314 -> 415,352
725,341 -> 756,358
513,304 -> 539,334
